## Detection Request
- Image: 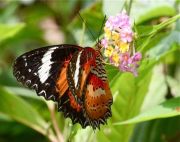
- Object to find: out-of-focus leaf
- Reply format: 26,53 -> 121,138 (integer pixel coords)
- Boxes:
141,64 -> 167,112
147,31 -> 180,58
0,23 -> 25,43
49,0 -> 77,24
135,16 -> 180,72
0,113 -> 12,121
68,2 -> 104,46
131,0 -> 176,24
137,38 -> 179,80
167,76 -> 180,97
5,86 -> 41,100
115,97 -> 180,125
103,0 -> 125,16
135,14 -> 180,52
0,1 -> 19,23
0,86 -> 55,140
130,116 -> 180,142
0,120 -> 47,142
105,64 -> 120,81
71,127 -> 95,142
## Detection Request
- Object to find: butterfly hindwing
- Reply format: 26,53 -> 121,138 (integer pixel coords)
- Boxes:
57,89 -> 90,128
59,48 -> 96,127
82,50 -> 113,129
66,47 -> 113,129
13,44 -> 82,101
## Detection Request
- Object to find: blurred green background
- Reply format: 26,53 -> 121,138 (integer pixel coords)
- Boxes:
0,0 -> 180,142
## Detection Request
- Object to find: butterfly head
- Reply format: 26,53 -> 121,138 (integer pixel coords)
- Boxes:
95,41 -> 103,51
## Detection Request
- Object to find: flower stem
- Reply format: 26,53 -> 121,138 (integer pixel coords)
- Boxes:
80,22 -> 85,46
127,0 -> 133,15
47,102 -> 64,142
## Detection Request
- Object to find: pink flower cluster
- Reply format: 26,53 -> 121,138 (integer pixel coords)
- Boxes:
101,11 -> 142,76
105,12 -> 133,42
119,52 -> 142,76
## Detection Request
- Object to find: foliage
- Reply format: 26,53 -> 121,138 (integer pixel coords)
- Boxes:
0,0 -> 179,142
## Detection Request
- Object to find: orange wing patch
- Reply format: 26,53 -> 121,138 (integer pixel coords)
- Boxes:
77,62 -> 91,98
56,61 -> 82,112
56,62 -> 69,97
68,90 -> 82,112
84,74 -> 112,123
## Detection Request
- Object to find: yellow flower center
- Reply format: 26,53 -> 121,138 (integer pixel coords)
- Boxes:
104,27 -> 112,39
111,31 -> 120,42
111,51 -> 120,66
104,46 -> 114,57
117,41 -> 129,53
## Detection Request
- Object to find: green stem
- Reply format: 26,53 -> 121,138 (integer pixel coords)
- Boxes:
127,0 -> 133,15
139,14 -> 180,52
139,14 -> 180,38
80,22 -> 86,46
47,102 -> 64,142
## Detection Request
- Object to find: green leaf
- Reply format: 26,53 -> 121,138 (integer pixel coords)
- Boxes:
135,14 -> 180,52
0,23 -> 25,43
167,76 -> 180,97
71,128 -> 95,142
130,116 -> 180,142
0,86 -> 55,139
103,0 -> 125,16
4,86 -> 41,100
141,65 -> 167,112
131,0 -> 176,24
136,5 -> 176,24
115,97 -> 180,125
147,30 -> 180,58
68,2 -> 104,46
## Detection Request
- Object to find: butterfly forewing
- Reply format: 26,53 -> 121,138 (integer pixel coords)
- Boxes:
13,44 -> 82,101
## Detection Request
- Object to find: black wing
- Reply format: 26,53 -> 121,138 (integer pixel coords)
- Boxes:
13,44 -> 82,101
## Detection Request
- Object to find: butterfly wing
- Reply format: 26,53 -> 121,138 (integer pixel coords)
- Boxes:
66,47 -> 113,129
58,48 -> 96,127
82,49 -> 113,129
13,45 -> 113,129
13,44 -> 82,101
66,48 -> 95,102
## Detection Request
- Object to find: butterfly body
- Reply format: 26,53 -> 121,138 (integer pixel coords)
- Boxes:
13,44 -> 113,129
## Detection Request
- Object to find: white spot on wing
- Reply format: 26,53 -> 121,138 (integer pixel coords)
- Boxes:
38,47 -> 58,83
87,84 -> 105,97
74,51 -> 82,87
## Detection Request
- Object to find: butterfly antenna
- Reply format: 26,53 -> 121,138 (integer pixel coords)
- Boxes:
97,15 -> 106,44
78,12 -> 96,42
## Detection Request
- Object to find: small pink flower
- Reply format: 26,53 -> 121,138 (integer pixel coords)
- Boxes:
101,38 -> 108,48
119,52 -> 141,76
117,11 -> 131,28
132,52 -> 142,61
120,27 -> 133,43
105,11 -> 131,30
112,16 -> 122,29
105,16 -> 114,30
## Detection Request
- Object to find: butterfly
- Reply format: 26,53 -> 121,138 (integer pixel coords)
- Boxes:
13,44 -> 113,129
